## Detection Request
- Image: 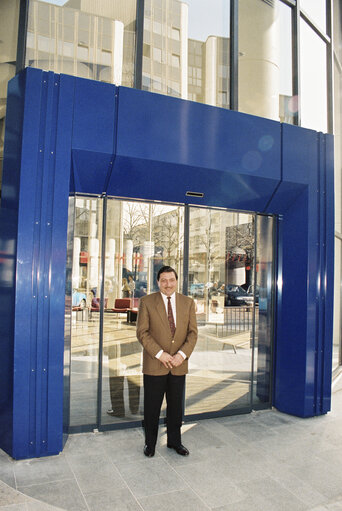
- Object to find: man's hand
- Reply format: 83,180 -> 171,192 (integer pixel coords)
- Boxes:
159,352 -> 174,370
171,353 -> 184,367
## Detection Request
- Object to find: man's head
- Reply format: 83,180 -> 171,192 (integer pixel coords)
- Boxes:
157,266 -> 178,296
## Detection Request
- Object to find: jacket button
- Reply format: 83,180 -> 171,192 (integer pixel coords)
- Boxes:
172,340 -> 175,343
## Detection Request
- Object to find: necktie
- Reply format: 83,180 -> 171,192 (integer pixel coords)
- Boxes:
167,297 -> 176,337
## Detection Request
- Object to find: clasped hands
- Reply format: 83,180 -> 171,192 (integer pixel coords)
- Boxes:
160,351 -> 184,369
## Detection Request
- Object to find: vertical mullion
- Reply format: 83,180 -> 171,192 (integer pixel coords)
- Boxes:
326,0 -> 333,134
97,194 -> 107,429
16,0 -> 29,73
229,0 -> 239,111
134,0 -> 145,90
292,1 -> 301,126
183,205 -> 190,295
250,214 -> 258,410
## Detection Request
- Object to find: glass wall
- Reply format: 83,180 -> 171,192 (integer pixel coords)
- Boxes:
333,0 -> 342,371
26,0 -> 137,87
0,0 -> 20,197
142,0 -> 231,108
70,196 -> 103,427
301,0 -> 327,33
66,196 -> 274,430
300,17 -> 327,132
238,0 -> 294,123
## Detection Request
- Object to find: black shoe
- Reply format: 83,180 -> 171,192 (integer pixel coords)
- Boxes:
144,444 -> 155,457
107,408 -> 125,418
167,443 -> 189,456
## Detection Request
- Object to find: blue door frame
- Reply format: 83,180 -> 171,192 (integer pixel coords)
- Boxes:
0,68 -> 334,459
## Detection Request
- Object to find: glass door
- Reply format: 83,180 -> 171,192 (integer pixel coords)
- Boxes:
66,197 -> 274,430
187,207 -> 256,415
101,199 -> 184,425
69,196 -> 103,428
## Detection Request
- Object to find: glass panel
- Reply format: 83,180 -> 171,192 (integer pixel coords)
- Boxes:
143,0 -> 231,108
252,215 -> 274,407
101,199 -> 184,424
300,19 -> 327,133
301,0 -> 326,34
0,0 -> 20,193
187,208 -> 255,415
239,0 -> 295,123
333,238 -> 342,371
26,0 -> 137,87
69,197 -> 103,427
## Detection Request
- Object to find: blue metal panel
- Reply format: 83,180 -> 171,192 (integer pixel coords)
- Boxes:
72,149 -> 115,195
108,87 -> 281,212
272,124 -> 334,417
1,68 -> 74,458
47,73 -> 75,454
0,209 -> 17,455
72,78 -> 117,154
322,134 -> 334,413
1,71 -> 335,458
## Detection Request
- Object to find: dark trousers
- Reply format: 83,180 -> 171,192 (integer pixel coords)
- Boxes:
143,373 -> 185,448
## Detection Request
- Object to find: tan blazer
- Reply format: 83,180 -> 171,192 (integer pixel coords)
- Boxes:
136,292 -> 198,376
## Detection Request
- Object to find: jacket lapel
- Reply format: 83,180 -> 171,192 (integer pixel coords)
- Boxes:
156,292 -> 168,326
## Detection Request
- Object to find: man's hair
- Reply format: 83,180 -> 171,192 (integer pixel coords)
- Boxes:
157,265 -> 178,281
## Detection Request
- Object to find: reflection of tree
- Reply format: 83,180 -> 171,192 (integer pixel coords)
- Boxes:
227,219 -> 254,264
195,211 -> 221,282
122,203 -> 149,244
123,204 -> 182,263
152,209 -> 183,262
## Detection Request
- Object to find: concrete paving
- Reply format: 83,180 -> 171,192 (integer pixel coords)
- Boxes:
1,374 -> 342,511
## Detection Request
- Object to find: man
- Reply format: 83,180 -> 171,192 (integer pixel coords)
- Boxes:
136,266 -> 197,457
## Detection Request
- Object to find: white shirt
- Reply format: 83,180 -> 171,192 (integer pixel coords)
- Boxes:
155,292 -> 186,360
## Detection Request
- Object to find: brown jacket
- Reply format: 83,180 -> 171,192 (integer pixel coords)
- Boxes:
136,291 -> 198,376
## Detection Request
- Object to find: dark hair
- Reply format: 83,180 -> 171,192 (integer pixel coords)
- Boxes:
157,265 -> 178,281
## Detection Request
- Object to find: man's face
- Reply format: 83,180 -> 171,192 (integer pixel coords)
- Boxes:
157,271 -> 177,296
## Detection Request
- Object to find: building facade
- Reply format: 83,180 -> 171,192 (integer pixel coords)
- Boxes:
0,0 -> 340,460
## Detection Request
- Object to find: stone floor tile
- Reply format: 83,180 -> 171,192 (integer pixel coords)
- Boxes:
18,480 -> 88,511
117,457 -> 186,499
0,505 -> 28,511
26,501 -> 66,510
174,459 -> 245,508
13,456 -> 74,488
0,480 -> 28,507
138,488 -> 210,511
290,461 -> 342,499
66,452 -> 125,494
84,487 -> 142,511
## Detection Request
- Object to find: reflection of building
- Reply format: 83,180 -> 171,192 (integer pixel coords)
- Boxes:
26,0 -> 136,86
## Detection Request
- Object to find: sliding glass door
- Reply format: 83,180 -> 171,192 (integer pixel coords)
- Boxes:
66,196 -> 274,431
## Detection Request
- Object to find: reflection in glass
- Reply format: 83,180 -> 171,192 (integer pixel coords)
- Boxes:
101,200 -> 184,424
26,0 -> 137,87
0,0 -> 20,188
239,0 -> 294,123
66,196 -> 274,427
333,238 -> 341,370
301,0 -> 326,34
253,215 -> 274,407
187,208 -> 256,415
143,0 -> 230,109
300,19 -> 327,133
69,197 -> 103,427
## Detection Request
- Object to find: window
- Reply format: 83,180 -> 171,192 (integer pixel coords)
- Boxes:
300,18 -> 327,132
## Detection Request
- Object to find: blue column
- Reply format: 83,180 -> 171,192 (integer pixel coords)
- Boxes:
1,68 -> 74,458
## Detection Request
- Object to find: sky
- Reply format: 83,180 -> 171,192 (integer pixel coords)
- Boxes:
183,0 -> 230,41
